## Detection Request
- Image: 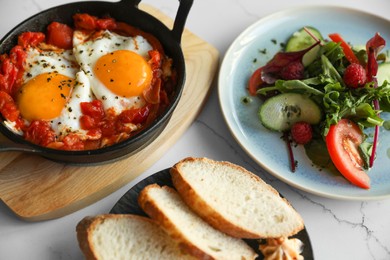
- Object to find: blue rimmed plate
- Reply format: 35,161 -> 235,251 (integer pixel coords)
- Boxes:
218,6 -> 390,200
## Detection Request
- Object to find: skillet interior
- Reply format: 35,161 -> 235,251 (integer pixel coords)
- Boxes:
0,0 -> 193,164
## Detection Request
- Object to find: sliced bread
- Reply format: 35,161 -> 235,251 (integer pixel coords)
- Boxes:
76,214 -> 194,260
138,184 -> 258,260
170,157 -> 304,239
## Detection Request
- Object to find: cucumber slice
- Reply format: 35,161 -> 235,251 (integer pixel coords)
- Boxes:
259,93 -> 322,132
377,62 -> 390,86
352,45 -> 366,52
285,27 -> 323,66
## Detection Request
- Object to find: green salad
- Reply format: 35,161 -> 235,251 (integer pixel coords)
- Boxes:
247,27 -> 389,189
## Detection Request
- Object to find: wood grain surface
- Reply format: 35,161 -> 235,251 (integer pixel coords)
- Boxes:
0,4 -> 219,221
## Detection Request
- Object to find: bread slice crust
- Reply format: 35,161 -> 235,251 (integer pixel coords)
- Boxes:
138,185 -> 208,259
76,214 -> 193,260
138,184 -> 257,260
170,157 -> 304,239
77,215 -> 104,260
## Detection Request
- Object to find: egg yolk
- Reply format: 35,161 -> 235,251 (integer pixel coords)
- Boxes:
17,72 -> 74,121
94,50 -> 153,97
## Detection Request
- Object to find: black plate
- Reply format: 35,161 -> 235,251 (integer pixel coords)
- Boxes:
110,168 -> 314,259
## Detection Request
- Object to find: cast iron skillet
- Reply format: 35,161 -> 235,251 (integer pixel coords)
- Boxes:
0,0 -> 193,164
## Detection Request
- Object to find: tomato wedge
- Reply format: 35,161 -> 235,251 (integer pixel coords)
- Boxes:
248,67 -> 263,96
325,119 -> 370,189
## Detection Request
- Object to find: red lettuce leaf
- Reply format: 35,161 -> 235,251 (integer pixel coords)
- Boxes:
366,33 -> 386,82
261,41 -> 320,84
365,33 -> 386,168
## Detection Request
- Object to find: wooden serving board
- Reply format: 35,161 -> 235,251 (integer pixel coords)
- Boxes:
0,4 -> 219,221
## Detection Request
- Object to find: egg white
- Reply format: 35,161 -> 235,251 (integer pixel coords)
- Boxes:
73,30 -> 153,115
23,47 -> 78,80
50,70 -> 93,139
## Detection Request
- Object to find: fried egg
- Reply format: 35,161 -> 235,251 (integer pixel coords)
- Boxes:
17,47 -> 78,122
73,30 -> 154,115
12,47 -> 94,138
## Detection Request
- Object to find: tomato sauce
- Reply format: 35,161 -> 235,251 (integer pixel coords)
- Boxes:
0,13 -> 174,151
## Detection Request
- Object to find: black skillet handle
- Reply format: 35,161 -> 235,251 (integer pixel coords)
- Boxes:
171,0 -> 193,43
126,0 -> 193,43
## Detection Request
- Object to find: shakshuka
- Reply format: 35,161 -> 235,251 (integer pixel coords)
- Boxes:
0,14 -> 176,150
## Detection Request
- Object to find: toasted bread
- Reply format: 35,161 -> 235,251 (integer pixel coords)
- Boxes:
76,214 -> 194,260
170,157 -> 304,239
138,184 -> 257,260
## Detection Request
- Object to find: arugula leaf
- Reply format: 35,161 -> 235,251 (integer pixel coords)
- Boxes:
320,55 -> 346,87
257,42 -> 390,139
306,41 -> 345,77
256,79 -> 324,96
359,141 -> 373,170
322,82 -> 386,135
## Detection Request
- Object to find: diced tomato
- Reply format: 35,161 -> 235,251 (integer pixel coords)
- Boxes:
73,13 -> 117,31
248,67 -> 263,96
100,120 -> 116,137
0,48 -> 26,99
143,77 -> 161,104
46,22 -> 73,49
80,115 -> 96,130
18,32 -> 45,48
24,120 -> 56,147
9,45 -> 27,69
0,90 -> 24,129
142,50 -> 163,104
5,46 -> 27,93
80,100 -> 105,130
328,33 -> 360,64
325,119 -> 370,189
148,50 -> 162,70
85,128 -> 102,140
96,17 -> 117,30
0,59 -> 19,94
0,98 -> 19,121
118,106 -> 150,124
80,100 -> 105,119
73,13 -> 97,30
0,46 -> 26,103
61,133 -> 85,150
0,91 -> 20,121
47,133 -> 85,150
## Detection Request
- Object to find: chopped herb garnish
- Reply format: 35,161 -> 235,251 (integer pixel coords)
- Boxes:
259,48 -> 267,54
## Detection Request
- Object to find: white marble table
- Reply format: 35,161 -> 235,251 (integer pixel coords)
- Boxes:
1,0 -> 390,259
